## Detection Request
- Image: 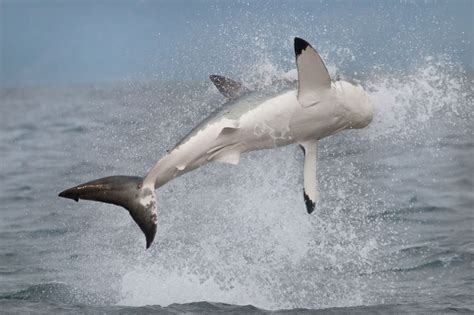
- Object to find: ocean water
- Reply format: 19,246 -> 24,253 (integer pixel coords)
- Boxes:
1,1 -> 473,314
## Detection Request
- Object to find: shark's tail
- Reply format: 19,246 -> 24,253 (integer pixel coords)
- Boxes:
58,176 -> 158,249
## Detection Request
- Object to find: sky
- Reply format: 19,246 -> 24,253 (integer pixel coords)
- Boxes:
1,0 -> 472,88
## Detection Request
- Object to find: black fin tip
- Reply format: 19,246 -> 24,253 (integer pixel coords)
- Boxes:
294,37 -> 310,56
304,190 -> 315,214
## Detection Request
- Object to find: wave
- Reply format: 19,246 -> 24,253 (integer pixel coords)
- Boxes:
0,282 -> 90,305
0,298 -> 472,314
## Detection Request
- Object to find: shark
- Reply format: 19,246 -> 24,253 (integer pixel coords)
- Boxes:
58,37 -> 374,249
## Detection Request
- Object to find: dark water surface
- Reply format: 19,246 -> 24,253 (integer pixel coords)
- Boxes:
1,1 -> 473,314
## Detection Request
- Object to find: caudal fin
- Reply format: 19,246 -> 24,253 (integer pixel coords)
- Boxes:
58,176 -> 158,249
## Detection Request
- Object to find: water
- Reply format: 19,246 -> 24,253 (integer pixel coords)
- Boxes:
1,1 -> 473,314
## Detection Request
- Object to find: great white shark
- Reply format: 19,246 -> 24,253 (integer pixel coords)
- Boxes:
59,38 -> 374,249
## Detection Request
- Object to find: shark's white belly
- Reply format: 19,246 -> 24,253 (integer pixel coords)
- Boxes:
235,90 -> 349,151
150,89 -> 351,188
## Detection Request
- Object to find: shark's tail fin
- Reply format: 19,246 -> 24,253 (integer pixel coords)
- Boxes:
58,176 -> 158,249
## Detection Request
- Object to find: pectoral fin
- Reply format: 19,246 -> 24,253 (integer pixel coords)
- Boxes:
299,141 -> 319,214
212,150 -> 241,165
294,37 -> 331,107
208,143 -> 243,165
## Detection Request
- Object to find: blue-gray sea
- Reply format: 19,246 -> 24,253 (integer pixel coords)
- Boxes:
1,1 -> 473,314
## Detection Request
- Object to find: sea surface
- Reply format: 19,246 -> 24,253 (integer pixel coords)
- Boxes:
1,1 -> 473,314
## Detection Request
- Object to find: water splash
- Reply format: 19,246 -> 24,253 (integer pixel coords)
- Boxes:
102,47 -> 472,309
366,54 -> 471,142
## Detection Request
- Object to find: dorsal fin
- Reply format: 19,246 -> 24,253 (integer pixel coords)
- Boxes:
294,37 -> 331,107
209,75 -> 247,99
